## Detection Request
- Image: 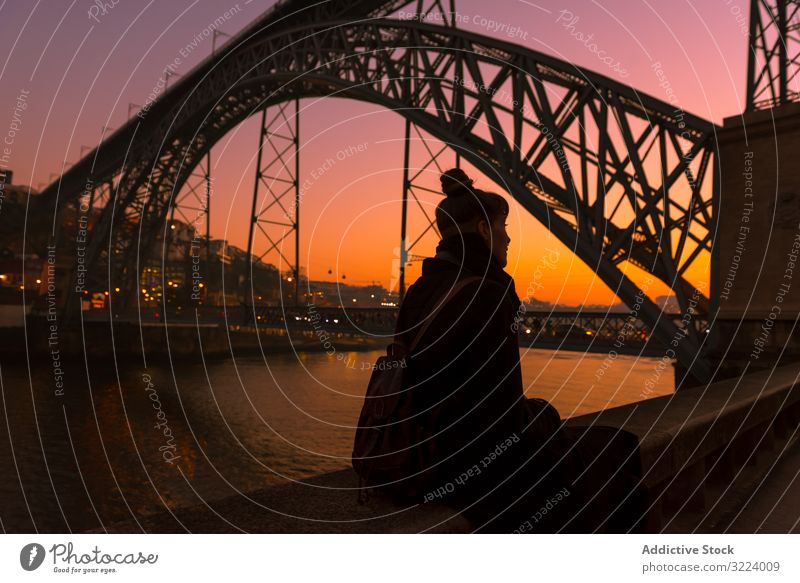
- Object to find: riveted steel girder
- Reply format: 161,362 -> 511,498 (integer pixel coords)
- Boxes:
747,0 -> 800,110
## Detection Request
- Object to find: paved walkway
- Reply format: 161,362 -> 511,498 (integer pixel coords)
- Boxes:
713,438 -> 800,533
92,450 -> 800,534
91,469 -> 469,534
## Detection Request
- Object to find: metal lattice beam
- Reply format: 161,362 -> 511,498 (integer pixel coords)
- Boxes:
398,121 -> 459,300
747,0 -> 800,110
246,100 -> 300,306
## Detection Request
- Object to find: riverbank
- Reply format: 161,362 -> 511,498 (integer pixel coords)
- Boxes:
2,318 -> 389,361
5,318 -> 669,361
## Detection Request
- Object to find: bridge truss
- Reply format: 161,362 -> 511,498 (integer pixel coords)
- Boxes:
28,0 -> 724,378
747,0 -> 800,110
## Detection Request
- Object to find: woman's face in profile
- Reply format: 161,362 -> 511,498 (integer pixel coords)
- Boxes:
479,214 -> 511,268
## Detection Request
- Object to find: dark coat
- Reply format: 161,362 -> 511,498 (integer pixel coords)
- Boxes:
395,233 -> 646,532
396,233 -> 530,456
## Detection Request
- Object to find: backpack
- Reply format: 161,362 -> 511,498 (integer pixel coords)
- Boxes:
351,276 -> 481,504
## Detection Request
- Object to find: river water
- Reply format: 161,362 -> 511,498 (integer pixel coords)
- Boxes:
0,348 -> 671,532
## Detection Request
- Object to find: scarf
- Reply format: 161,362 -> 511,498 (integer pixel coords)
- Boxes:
431,232 -> 521,310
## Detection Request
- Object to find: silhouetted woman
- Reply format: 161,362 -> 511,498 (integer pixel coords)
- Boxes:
394,168 -> 647,533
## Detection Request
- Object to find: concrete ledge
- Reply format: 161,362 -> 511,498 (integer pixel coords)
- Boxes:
568,362 -> 800,486
567,362 -> 800,531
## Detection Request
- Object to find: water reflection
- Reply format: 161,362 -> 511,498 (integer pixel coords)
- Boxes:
0,348 -> 671,532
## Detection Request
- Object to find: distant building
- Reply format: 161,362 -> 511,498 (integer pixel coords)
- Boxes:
2,185 -> 406,312
305,280 -> 398,308
202,238 -> 281,306
0,169 -> 39,210
521,297 -> 556,311
0,179 -> 47,298
656,295 -> 680,314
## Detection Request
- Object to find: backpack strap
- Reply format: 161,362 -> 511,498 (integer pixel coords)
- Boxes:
399,275 -> 482,354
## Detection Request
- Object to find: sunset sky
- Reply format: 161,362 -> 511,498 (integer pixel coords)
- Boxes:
0,0 -> 753,306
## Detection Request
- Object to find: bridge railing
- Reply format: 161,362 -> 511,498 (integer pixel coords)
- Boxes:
65,305 -> 708,352
518,310 -> 709,343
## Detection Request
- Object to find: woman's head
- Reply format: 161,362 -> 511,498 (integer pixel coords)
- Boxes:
436,168 -> 511,267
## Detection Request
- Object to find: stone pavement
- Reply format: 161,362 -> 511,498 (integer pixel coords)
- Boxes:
90,469 -> 470,534
711,437 -> 800,533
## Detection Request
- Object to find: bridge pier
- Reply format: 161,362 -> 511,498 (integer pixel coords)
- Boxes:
710,102 -> 800,380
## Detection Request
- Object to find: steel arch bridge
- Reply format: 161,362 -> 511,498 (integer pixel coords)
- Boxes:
27,0 -> 720,379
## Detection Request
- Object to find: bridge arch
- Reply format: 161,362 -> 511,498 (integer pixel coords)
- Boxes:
33,17 -> 719,378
